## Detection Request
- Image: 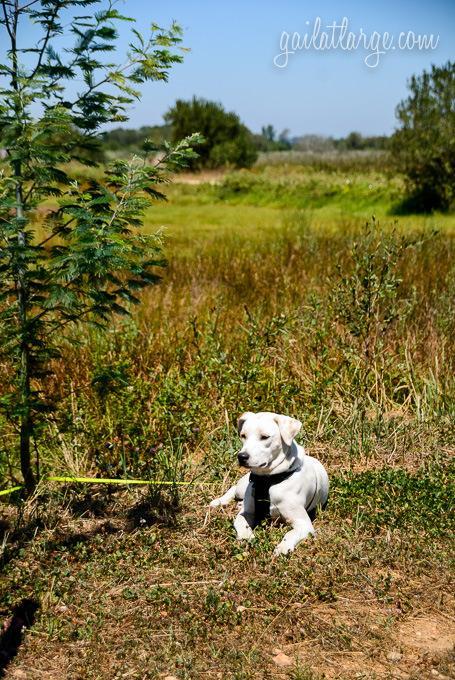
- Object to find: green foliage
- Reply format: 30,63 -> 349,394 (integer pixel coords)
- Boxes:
101,124 -> 172,155
164,96 -> 258,169
330,223 -> 420,388
1,149 -> 454,491
0,0 -> 201,489
391,61 -> 455,212
332,458 -> 454,537
22,215 -> 452,490
0,166 -> 454,678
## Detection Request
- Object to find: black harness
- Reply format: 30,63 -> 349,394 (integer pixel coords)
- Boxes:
249,468 -> 296,525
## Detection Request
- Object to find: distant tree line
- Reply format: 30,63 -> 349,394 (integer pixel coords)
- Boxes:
252,125 -> 292,152
333,132 -> 389,151
101,125 -> 172,152
101,112 -> 388,166
291,132 -> 388,152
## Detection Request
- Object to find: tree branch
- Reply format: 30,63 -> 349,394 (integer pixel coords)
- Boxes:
29,0 -> 62,80
18,0 -> 40,10
36,215 -> 77,247
0,0 -> 14,42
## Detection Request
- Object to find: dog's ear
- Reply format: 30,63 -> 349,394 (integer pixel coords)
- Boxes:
274,414 -> 302,447
237,412 -> 254,435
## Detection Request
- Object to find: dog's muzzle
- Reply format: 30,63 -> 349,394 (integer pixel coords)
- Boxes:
237,452 -> 249,467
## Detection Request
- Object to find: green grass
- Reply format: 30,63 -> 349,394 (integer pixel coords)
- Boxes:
145,167 -> 455,254
331,458 -> 454,536
215,167 -> 402,213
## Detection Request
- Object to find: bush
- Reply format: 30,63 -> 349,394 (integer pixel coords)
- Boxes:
391,61 -> 455,212
164,97 -> 257,169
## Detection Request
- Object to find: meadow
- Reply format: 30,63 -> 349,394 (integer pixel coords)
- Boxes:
1,158 -> 454,678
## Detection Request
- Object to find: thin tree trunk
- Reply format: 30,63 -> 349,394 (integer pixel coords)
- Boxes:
10,1 -> 35,491
15,144 -> 35,492
19,346 -> 35,492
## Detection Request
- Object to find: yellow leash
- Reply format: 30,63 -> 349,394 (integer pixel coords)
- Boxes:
0,476 -> 193,498
0,485 -> 23,497
48,476 -> 191,486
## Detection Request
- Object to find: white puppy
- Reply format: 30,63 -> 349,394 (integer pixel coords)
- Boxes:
210,411 -> 329,555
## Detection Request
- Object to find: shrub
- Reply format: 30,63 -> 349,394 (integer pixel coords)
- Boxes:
391,61 -> 455,212
164,97 -> 257,169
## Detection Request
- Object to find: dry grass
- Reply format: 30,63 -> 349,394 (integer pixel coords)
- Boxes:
0,476 -> 453,679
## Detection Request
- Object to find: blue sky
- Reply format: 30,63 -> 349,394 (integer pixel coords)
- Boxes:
12,0 -> 455,137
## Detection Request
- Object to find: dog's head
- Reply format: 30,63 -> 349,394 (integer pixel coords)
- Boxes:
236,411 -> 301,473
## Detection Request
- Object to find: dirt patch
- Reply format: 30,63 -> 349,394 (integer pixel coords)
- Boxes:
398,616 -> 455,654
172,170 -> 225,185
276,599 -> 395,678
274,604 -> 455,679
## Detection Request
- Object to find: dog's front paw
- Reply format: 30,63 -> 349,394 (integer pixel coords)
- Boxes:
209,497 -> 223,508
236,529 -> 255,542
273,540 -> 294,556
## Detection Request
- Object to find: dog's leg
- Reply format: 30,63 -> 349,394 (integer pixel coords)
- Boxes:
273,504 -> 315,556
233,485 -> 256,542
233,508 -> 256,541
209,484 -> 237,508
209,472 -> 250,508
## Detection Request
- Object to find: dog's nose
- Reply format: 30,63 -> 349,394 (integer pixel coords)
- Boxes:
237,452 -> 249,466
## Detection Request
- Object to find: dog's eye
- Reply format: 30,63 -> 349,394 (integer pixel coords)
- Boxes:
260,435 -> 270,441
240,433 -> 246,439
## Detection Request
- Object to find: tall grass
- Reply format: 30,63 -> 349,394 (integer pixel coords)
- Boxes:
1,181 -> 452,487
256,149 -> 391,173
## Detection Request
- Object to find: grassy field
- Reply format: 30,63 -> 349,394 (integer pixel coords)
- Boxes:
1,162 -> 454,679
